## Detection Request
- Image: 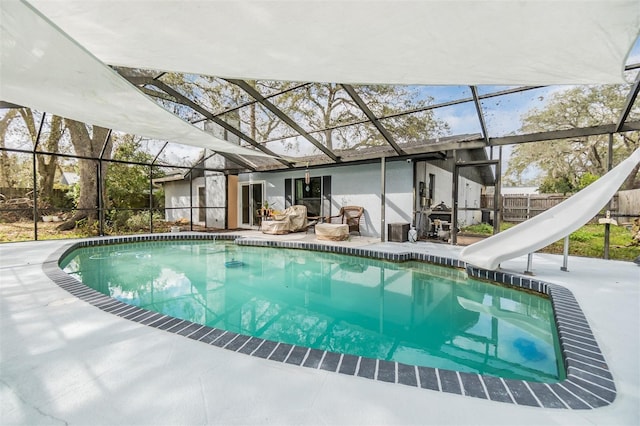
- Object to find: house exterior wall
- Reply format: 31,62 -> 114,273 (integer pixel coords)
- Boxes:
163,179 -> 195,222
162,172 -> 227,228
161,120 -> 240,227
414,161 -> 483,228
204,153 -> 226,228
191,177 -> 206,224
457,175 -> 483,227
243,160 -> 483,237
242,161 -> 439,238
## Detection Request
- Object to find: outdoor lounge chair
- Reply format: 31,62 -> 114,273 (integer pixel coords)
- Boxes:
261,205 -> 316,234
326,206 -> 364,235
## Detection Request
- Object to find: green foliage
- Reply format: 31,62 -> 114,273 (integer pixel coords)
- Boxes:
161,74 -> 450,152
107,209 -> 133,231
460,222 -> 515,235
505,85 -> 639,190
568,229 -> 593,242
105,136 -> 165,210
576,173 -> 599,191
74,217 -> 100,236
125,210 -> 164,232
538,175 -> 575,194
460,223 -> 494,234
105,209 -> 164,233
537,172 -> 601,195
63,183 -> 80,208
0,152 -> 33,188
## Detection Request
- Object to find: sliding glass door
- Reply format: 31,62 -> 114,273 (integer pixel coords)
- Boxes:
239,182 -> 263,228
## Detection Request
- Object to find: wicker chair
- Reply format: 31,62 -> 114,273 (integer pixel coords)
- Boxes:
327,206 -> 364,235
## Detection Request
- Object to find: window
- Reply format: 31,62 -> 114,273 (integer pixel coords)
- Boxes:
429,173 -> 435,203
294,177 -> 321,216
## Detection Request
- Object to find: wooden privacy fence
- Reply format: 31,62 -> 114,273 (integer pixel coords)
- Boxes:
482,191 -> 640,223
617,189 -> 640,218
482,194 -> 568,222
507,194 -> 568,222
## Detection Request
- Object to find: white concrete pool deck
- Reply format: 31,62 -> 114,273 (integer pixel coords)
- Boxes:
1,232 -> 638,425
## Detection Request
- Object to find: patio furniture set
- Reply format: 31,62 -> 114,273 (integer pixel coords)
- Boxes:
261,205 -> 364,241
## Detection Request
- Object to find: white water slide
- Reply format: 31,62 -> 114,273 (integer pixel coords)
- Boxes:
460,148 -> 640,271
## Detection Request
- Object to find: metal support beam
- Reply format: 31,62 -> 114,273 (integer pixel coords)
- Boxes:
127,75 -> 311,126
150,144 -> 167,234
452,150 -> 459,245
96,161 -> 103,235
145,80 -> 278,170
152,141 -> 169,164
489,121 -> 640,146
189,172 -> 194,231
149,165 -> 154,233
98,130 -> 112,236
381,157 -> 386,242
561,235 -> 569,271
524,253 -> 534,275
410,139 -> 487,154
0,101 -> 23,109
453,154 -> 501,243
494,147 -> 502,235
32,113 -> 46,240
375,85 -> 545,122
470,86 -> 489,143
604,134 -> 614,259
455,159 -> 499,167
341,84 -> 405,155
227,79 -> 340,163
123,76 -> 270,170
32,152 -> 38,240
616,72 -> 640,132
224,174 -> 229,230
98,129 -> 112,160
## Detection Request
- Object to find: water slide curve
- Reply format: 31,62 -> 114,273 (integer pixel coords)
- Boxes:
460,148 -> 640,271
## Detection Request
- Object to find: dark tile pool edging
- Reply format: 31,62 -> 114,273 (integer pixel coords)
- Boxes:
42,233 -> 616,410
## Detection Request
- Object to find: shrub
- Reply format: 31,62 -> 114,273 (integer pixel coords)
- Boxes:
125,210 -> 163,231
107,209 -> 133,231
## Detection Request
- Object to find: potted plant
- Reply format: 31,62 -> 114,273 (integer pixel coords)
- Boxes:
260,201 -> 271,217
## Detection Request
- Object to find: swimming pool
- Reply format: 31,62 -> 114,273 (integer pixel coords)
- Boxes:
48,234 -> 615,409
61,239 -> 563,383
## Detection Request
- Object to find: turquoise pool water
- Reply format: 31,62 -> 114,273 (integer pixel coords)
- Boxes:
60,240 -> 565,382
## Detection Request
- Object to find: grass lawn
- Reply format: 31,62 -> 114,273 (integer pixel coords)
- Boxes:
0,221 -> 87,242
0,220 -> 227,243
460,222 -> 640,262
0,220 -> 172,242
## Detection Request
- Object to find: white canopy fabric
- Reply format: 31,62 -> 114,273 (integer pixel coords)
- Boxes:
0,0 -> 270,157
26,0 -> 640,85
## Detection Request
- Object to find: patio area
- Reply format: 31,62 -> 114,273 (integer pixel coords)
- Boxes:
1,233 -> 638,425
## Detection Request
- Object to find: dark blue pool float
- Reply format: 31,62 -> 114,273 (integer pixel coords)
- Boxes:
224,260 -> 245,268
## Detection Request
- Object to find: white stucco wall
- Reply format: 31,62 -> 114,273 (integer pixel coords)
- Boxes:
204,173 -> 225,227
163,146 -> 483,233
204,153 -> 227,228
242,161 -> 413,238
243,159 -> 483,237
457,177 -> 483,227
415,161 -> 483,228
164,179 -> 194,222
